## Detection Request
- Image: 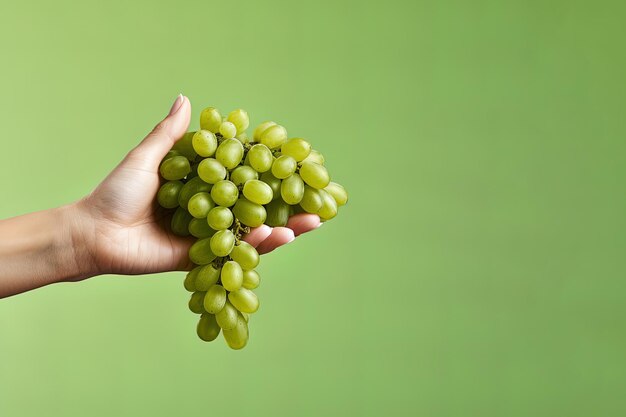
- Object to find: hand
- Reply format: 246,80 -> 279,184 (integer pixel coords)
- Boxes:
75,95 -> 320,277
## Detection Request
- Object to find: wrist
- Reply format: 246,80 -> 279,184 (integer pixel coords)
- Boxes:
54,202 -> 99,282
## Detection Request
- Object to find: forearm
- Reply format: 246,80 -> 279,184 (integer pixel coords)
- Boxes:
0,204 -> 94,298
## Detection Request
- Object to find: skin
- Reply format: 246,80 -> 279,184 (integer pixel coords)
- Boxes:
0,95 -> 320,298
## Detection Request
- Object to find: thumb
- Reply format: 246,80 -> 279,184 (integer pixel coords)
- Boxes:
126,94 -> 191,171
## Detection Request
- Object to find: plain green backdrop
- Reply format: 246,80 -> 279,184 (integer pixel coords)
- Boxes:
1,0 -> 625,416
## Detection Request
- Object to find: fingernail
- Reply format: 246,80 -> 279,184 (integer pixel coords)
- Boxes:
287,236 -> 296,243
316,221 -> 325,228
168,94 -> 184,116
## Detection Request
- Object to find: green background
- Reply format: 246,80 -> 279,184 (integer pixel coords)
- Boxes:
1,0 -> 625,416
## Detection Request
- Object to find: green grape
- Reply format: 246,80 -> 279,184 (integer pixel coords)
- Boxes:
189,237 -> 217,265
209,229 -> 235,256
242,179 -> 273,205
203,284 -> 227,314
207,206 -> 234,230
171,207 -> 193,236
162,149 -> 182,162
281,173 -> 304,204
221,260 -> 243,292
242,270 -> 260,290
216,301 -> 239,330
271,155 -> 297,179
197,313 -> 221,342
260,124 -> 288,149
195,264 -> 221,291
157,180 -> 183,209
260,171 -> 282,200
241,312 -> 250,322
188,218 -> 216,239
300,185 -> 323,213
159,155 -> 190,180
232,198 -> 267,227
215,138 -> 244,169
247,144 -> 273,173
178,177 -> 212,209
299,161 -> 330,189
230,241 -> 260,270
281,138 -> 311,162
302,149 -> 325,165
317,189 -> 338,220
200,107 -> 222,133
219,121 -> 237,139
210,180 -> 239,207
184,266 -> 201,292
227,109 -> 250,134
264,199 -> 290,227
197,158 -> 227,184
253,121 -> 276,141
228,288 -> 260,314
189,291 -> 206,314
223,313 -> 249,350
324,182 -> 349,206
235,131 -> 249,144
192,130 -> 218,157
172,131 -> 198,160
230,165 -> 258,186
187,192 -> 215,219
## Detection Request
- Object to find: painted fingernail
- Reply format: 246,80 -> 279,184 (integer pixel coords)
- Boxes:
168,94 -> 184,116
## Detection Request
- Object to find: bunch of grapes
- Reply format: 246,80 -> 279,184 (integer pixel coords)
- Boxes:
156,106 -> 348,350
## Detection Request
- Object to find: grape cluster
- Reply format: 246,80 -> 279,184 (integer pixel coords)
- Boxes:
157,106 -> 348,349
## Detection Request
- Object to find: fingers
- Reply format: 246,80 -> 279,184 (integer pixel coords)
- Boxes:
256,227 -> 295,254
126,95 -> 191,171
286,213 -> 321,236
242,225 -> 272,247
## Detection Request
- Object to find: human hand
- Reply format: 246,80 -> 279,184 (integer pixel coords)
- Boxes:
75,95 -> 320,277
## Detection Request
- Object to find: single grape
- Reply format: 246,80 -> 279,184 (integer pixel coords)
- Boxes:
203,284 -> 227,314
271,155 -> 297,179
159,155 -> 190,180
235,132 -> 249,144
200,107 -> 222,133
188,237 -> 217,265
324,182 -> 349,206
317,189 -> 338,220
216,300 -> 239,330
241,312 -> 250,322
157,180 -> 183,209
162,149 -> 182,162
302,149 -> 325,165
230,241 -> 260,270
243,179 -> 273,205
300,185 -> 323,213
216,138 -> 244,170
221,260 -> 243,292
242,270 -> 260,290
207,206 -> 234,230
299,161 -> 330,189
188,291 -> 206,314
188,217 -> 216,239
230,165 -> 258,186
281,173 -> 304,204
172,131 -> 198,160
227,109 -> 250,134
187,192 -> 215,219
171,207 -> 193,236
197,158 -> 227,184
192,130 -> 218,157
184,266 -> 201,292
281,138 -> 311,162
219,121 -> 237,139
178,177 -> 212,209
197,313 -> 221,342
260,171 -> 282,200
247,144 -> 273,173
260,124 -> 288,149
195,264 -> 221,291
210,229 -> 235,256
228,288 -> 259,314
210,180 -> 239,207
232,198 -> 267,227
223,313 -> 249,350
264,199 -> 290,227
253,121 -> 276,141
